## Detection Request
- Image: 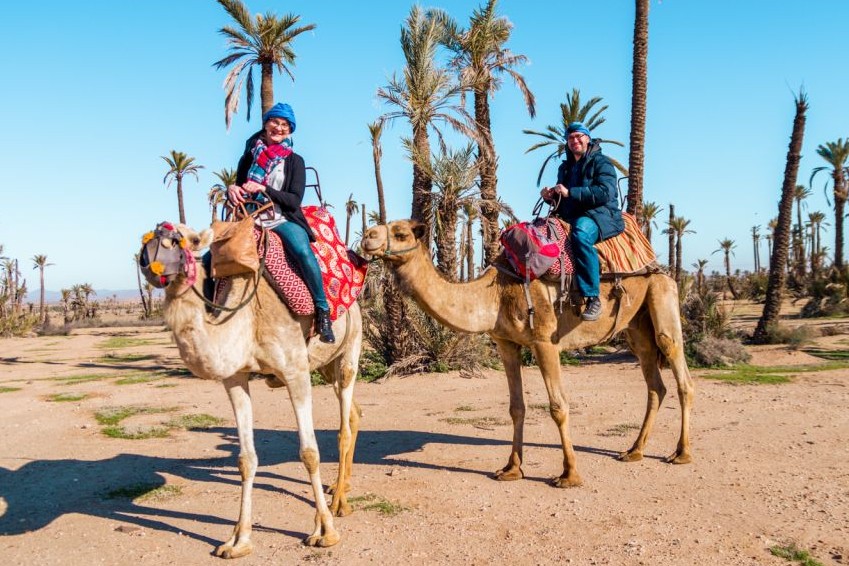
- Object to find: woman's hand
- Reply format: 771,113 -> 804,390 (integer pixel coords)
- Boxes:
242,180 -> 265,195
227,184 -> 246,205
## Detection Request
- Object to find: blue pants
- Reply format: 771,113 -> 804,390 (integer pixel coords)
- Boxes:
571,216 -> 600,298
272,222 -> 329,312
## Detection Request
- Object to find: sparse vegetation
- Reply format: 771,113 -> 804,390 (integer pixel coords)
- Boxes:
600,422 -> 641,437
46,392 -> 88,402
701,360 -> 849,384
769,543 -> 824,566
98,336 -> 159,349
166,413 -> 224,430
0,386 -> 21,393
348,493 -> 406,515
105,483 -> 182,502
441,415 -> 510,427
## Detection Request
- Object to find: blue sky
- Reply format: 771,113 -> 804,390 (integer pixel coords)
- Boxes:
1,0 -> 846,294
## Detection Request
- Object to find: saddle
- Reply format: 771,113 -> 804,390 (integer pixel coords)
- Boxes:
215,205 -> 368,321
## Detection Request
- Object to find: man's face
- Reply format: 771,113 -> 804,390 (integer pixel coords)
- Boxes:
567,132 -> 590,156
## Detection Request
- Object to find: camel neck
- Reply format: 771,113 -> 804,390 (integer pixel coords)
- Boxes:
393,246 -> 499,333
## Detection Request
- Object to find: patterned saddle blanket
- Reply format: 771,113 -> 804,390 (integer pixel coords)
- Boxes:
540,212 -> 657,280
232,206 -> 368,320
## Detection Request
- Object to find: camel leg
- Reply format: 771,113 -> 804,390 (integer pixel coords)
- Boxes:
215,374 -> 256,559
492,339 -> 525,481
534,343 -> 582,488
285,370 -> 340,547
619,316 -> 667,462
647,277 -> 695,464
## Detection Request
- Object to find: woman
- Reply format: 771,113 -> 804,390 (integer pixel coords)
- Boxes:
227,102 -> 335,343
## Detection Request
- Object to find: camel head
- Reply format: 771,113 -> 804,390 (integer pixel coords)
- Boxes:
138,222 -> 213,294
361,220 -> 425,265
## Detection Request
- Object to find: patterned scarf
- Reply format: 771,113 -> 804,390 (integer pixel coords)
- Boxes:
247,137 -> 293,185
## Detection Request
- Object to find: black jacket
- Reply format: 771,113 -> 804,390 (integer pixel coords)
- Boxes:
235,131 -> 315,241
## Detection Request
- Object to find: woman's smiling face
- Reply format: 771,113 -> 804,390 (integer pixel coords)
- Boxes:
263,117 -> 291,145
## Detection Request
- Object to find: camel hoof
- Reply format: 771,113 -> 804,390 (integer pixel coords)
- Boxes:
214,541 -> 253,559
325,481 -> 352,495
304,530 -> 340,548
617,449 -> 643,462
331,501 -> 353,517
492,467 -> 523,481
551,474 -> 583,488
665,451 -> 692,465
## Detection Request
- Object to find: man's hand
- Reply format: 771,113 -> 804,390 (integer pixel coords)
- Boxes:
541,184 -> 569,200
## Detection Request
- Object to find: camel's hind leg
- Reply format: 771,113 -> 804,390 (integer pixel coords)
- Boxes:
492,339 -> 526,482
647,276 -> 695,464
620,312 -> 667,462
215,374 -> 257,559
285,369 -> 340,547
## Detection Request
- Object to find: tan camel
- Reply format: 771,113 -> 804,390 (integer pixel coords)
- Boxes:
139,224 -> 362,558
361,220 -> 694,488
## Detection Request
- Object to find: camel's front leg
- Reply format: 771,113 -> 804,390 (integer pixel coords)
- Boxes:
215,374 -> 256,559
285,372 -> 340,547
535,343 -> 582,488
493,339 -> 525,481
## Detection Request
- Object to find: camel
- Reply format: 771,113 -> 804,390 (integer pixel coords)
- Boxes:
361,220 -> 694,488
138,223 -> 362,558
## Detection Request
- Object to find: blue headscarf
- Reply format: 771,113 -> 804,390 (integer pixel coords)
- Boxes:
566,122 -> 591,138
262,103 -> 297,133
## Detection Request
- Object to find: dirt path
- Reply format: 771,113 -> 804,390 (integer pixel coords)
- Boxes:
1,326 -> 847,565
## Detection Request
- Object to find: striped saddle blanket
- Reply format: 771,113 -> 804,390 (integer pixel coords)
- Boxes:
543,212 -> 657,279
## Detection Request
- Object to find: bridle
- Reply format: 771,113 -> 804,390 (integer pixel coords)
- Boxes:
366,223 -> 419,261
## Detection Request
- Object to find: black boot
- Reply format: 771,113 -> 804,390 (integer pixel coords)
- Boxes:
316,309 -> 336,343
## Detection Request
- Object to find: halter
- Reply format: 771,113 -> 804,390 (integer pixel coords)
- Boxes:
138,222 -> 195,291
368,223 -> 419,261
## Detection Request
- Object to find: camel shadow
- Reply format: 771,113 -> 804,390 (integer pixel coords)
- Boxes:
0,427 -> 618,543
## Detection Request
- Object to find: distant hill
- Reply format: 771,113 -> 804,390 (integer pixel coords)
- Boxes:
25,289 -> 160,305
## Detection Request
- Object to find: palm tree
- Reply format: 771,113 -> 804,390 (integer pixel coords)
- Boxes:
377,5 -> 476,246
60,288 -> 72,324
713,238 -> 738,300
412,142 -> 480,280
524,88 -> 626,186
209,167 -> 236,223
368,120 -> 388,224
754,91 -> 808,343
626,0 -> 650,220
668,216 -> 694,284
639,200 -> 662,243
692,259 -> 709,295
162,150 -> 204,225
31,254 -> 53,325
792,184 -> 812,276
750,225 -> 761,273
436,0 -> 535,266
344,193 -> 359,246
810,138 -> 849,271
666,204 -> 676,271
807,210 -> 827,275
213,0 -> 316,128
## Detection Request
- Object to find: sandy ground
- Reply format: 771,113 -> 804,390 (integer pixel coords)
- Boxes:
1,315 -> 848,565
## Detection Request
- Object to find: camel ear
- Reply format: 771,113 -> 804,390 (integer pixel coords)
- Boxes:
410,221 -> 426,242
197,228 -> 214,250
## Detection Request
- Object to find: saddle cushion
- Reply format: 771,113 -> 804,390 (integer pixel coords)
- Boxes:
253,205 -> 368,320
545,212 -> 656,277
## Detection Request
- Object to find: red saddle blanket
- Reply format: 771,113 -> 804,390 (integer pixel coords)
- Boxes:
541,212 -> 656,279
252,206 -> 368,320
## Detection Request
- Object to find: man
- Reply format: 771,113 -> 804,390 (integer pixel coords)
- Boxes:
541,122 -> 624,321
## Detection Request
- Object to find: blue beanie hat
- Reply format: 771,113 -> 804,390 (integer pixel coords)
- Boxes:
262,103 -> 296,133
566,122 -> 591,138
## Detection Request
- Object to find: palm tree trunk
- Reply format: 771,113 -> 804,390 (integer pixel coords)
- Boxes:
724,254 -> 739,300
466,214 -> 475,281
345,213 -> 352,246
412,126 -> 433,247
834,171 -> 846,271
38,267 -> 45,325
667,204 -> 675,271
371,128 -> 387,225
626,0 -> 649,218
260,63 -> 274,117
177,178 -> 186,225
475,88 -> 500,266
754,92 -> 808,343
435,207 -> 459,281
675,235 -> 682,285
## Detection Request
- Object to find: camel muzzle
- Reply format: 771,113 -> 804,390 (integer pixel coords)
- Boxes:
138,222 -> 194,289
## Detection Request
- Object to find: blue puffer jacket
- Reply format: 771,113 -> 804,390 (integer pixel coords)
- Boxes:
550,142 -> 624,241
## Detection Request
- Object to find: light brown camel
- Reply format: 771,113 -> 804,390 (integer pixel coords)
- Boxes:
139,223 -> 362,558
361,220 -> 694,488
